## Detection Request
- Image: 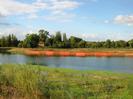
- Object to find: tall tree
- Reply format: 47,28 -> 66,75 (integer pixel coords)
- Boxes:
69,36 -> 76,48
1,36 -> 6,47
39,29 -> 49,42
63,33 -> 67,42
11,34 -> 18,47
55,31 -> 62,42
128,39 -> 133,48
38,29 -> 50,47
7,34 -> 11,47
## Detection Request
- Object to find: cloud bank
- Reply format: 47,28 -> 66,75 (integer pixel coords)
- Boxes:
0,0 -> 81,21
114,15 -> 133,26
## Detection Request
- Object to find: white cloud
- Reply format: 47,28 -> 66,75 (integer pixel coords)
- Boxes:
0,0 -> 38,16
114,15 -> 133,26
44,12 -> 76,22
47,0 -> 80,14
33,0 -> 48,9
80,32 -> 133,41
36,0 -> 80,22
82,33 -> 98,40
28,14 -> 38,19
0,0 -> 81,22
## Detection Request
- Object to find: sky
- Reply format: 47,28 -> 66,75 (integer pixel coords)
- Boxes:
0,0 -> 133,41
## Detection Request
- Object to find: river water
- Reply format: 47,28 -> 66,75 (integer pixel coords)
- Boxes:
0,54 -> 133,73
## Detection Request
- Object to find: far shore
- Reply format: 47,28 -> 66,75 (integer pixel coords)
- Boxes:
1,47 -> 133,57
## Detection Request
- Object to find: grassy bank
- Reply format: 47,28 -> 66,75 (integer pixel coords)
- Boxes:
0,64 -> 133,98
7,47 -> 133,53
1,47 -> 133,53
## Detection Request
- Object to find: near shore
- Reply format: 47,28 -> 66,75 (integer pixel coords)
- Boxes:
0,64 -> 133,98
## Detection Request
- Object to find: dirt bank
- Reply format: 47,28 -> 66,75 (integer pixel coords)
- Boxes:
24,49 -> 133,57
7,48 -> 133,57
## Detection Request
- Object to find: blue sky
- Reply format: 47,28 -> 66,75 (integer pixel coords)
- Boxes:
0,0 -> 133,41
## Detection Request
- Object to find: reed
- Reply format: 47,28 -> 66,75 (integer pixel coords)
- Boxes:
0,64 -> 133,98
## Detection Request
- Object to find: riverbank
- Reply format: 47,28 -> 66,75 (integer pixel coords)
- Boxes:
6,48 -> 133,57
0,64 -> 133,98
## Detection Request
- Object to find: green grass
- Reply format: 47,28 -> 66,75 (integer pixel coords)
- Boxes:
2,47 -> 133,54
0,64 -> 133,99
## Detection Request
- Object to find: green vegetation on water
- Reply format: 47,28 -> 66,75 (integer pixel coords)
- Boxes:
0,64 -> 133,99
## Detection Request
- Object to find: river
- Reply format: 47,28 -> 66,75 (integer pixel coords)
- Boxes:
0,53 -> 133,73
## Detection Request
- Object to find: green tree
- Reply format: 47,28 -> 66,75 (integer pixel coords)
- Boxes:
11,34 -> 19,47
96,42 -> 104,48
18,41 -> 23,48
115,40 -> 127,48
23,34 -> 39,48
111,41 -> 115,48
69,36 -> 82,48
55,31 -> 62,42
39,29 -> 49,42
7,34 -> 12,47
128,39 -> 133,48
45,38 -> 53,47
63,33 -> 67,42
69,36 -> 76,48
1,36 -> 6,47
104,39 -> 112,48
78,41 -> 86,48
64,41 -> 71,48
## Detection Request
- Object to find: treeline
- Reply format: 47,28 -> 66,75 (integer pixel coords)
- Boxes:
0,29 -> 133,48
0,34 -> 19,47
87,39 -> 133,48
18,30 -> 84,48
